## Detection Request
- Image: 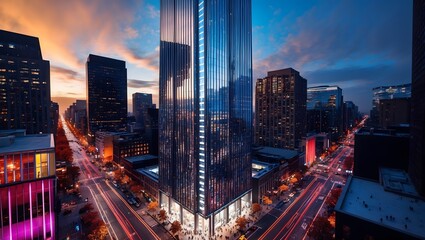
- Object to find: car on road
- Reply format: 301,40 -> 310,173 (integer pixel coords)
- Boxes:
289,193 -> 295,198
283,198 -> 290,203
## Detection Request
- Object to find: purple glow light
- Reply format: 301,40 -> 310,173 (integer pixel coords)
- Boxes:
0,178 -> 55,240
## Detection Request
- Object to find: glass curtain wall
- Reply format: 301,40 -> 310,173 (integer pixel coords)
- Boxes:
159,0 -> 252,235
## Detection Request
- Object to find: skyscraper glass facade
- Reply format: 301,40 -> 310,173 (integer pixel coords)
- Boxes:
0,30 -> 51,134
307,86 -> 343,139
159,0 -> 252,235
132,92 -> 154,131
86,54 -> 127,138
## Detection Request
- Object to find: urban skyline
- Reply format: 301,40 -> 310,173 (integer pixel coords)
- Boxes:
1,1 -> 423,240
0,0 -> 412,113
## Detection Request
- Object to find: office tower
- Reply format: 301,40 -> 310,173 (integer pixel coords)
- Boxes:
86,54 -> 127,139
255,68 -> 307,149
159,0 -> 252,236
369,83 -> 411,127
307,85 -> 343,140
132,92 -> 154,131
112,132 -> 149,164
146,107 -> 159,155
377,98 -> 410,128
0,30 -> 51,134
0,130 -> 56,239
354,127 -> 410,181
410,0 -> 425,196
73,100 -> 87,134
50,101 -> 59,134
343,101 -> 360,131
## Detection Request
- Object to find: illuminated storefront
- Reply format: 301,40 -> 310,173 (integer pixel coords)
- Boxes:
0,131 -> 56,239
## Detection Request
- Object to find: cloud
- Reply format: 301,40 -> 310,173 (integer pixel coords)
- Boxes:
125,27 -> 139,39
51,65 -> 83,82
128,79 -> 158,89
0,0 -> 157,73
253,0 -> 412,112
117,46 -> 159,71
254,0 -> 412,76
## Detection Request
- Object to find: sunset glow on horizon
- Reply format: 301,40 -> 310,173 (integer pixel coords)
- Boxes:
0,0 -> 412,113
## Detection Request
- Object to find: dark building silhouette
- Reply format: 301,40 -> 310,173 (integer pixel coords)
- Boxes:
0,30 -> 51,134
255,68 -> 307,149
86,54 -> 127,140
378,98 -> 410,129
132,92 -> 155,132
369,83 -> 411,127
146,107 -> 158,155
410,0 -> 425,196
343,101 -> 360,132
159,0 -> 253,236
50,101 -> 59,134
354,127 -> 410,181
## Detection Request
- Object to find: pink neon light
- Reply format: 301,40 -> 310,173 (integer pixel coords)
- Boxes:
49,179 -> 54,239
42,179 -> 46,239
30,182 -> 33,239
8,188 -> 12,240
1,179 -> 55,239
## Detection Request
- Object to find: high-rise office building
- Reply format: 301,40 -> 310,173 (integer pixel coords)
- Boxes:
86,54 -> 127,139
0,130 -> 56,239
255,68 -> 307,149
377,98 -> 410,128
307,85 -> 343,140
369,83 -> 411,127
410,0 -> 425,196
159,0 -> 252,236
132,92 -> 154,131
343,101 -> 360,131
0,30 -> 51,134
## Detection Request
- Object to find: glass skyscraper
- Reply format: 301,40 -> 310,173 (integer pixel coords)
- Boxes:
307,85 -> 343,140
159,0 -> 252,236
0,30 -> 51,134
86,54 -> 127,140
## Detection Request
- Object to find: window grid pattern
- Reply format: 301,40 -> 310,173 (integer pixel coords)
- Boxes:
159,0 -> 252,217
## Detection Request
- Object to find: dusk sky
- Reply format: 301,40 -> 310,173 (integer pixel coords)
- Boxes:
0,0 -> 412,113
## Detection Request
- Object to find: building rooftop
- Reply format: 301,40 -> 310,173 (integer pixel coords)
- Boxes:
136,165 -> 159,182
0,133 -> 54,153
307,85 -> 341,91
336,176 -> 425,239
124,154 -> 158,163
255,147 -> 298,159
356,128 -> 410,138
380,168 -> 419,197
252,160 -> 278,179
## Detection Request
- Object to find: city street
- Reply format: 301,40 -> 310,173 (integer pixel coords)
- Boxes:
58,117 -> 170,240
247,142 -> 354,240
